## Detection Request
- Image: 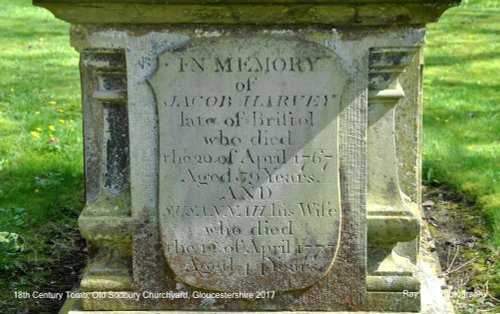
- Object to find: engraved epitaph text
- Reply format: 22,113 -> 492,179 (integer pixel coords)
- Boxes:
149,38 -> 347,291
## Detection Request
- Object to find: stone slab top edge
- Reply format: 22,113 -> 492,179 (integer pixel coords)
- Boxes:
33,0 -> 460,25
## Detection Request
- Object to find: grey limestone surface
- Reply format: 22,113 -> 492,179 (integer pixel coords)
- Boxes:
34,1 -> 460,313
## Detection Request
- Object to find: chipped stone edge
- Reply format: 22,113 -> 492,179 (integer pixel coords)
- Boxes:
418,209 -> 456,314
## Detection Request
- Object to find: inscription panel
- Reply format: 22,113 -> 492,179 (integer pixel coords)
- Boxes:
149,37 -> 347,292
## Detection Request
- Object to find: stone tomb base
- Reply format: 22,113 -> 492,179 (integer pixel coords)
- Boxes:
61,221 -> 455,314
33,1 -> 460,314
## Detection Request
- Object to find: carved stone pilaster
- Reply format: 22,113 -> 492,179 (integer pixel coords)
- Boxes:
366,47 -> 421,294
77,49 -> 134,293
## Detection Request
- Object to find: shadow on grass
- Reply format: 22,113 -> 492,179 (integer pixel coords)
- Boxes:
0,161 -> 86,313
426,51 -> 500,67
0,162 -> 83,224
425,78 -> 500,94
0,224 -> 87,314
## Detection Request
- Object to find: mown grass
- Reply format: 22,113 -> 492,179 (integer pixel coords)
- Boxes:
0,0 -> 84,312
0,0 -> 498,312
423,0 -> 499,309
0,0 -> 81,255
423,0 -> 500,248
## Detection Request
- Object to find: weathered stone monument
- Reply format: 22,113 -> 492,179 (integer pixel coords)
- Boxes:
33,0 -> 459,313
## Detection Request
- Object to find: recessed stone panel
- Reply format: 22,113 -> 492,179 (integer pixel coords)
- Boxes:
149,37 -> 347,292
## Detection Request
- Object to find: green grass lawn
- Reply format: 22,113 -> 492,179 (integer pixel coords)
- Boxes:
0,0 -> 81,257
0,0 -> 498,312
0,0 -> 83,311
424,0 -> 500,248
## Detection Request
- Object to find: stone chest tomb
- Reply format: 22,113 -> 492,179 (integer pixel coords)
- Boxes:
33,0 -> 459,313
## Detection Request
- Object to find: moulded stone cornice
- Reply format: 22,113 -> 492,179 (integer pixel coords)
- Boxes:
33,0 -> 460,25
